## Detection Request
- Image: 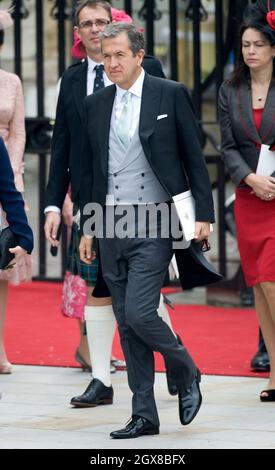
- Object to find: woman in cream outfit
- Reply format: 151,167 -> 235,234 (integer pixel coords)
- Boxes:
0,9 -> 31,374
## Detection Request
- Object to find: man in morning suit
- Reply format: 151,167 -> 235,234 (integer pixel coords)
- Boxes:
44,0 -> 178,408
79,23 -> 218,439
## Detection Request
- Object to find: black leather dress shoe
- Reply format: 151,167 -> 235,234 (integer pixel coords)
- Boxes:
70,378 -> 113,407
165,334 -> 183,396
178,369 -> 202,425
110,416 -> 159,439
250,329 -> 270,372
250,351 -> 270,372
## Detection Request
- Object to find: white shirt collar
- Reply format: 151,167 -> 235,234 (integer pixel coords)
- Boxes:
87,56 -> 104,73
115,68 -> 145,101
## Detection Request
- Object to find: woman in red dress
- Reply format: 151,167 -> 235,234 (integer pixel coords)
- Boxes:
219,1 -> 275,401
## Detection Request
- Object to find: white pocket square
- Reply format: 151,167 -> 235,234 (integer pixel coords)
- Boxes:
157,114 -> 168,120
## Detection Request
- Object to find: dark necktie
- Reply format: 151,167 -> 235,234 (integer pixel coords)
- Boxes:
93,64 -> 105,93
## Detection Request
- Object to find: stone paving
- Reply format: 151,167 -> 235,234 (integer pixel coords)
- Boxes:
0,365 -> 274,449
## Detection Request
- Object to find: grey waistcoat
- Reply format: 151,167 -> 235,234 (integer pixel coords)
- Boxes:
106,105 -> 170,205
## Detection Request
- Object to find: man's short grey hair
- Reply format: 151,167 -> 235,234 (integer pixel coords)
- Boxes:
100,23 -> 145,56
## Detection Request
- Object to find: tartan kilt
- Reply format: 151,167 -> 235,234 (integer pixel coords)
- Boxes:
67,222 -> 98,287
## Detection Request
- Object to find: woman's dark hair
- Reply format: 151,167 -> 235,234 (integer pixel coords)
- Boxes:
0,30 -> 4,46
229,20 -> 275,86
229,3 -> 275,86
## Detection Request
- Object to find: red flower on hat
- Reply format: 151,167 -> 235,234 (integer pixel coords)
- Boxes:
111,7 -> 133,24
266,11 -> 275,30
111,7 -> 144,32
71,30 -> 86,59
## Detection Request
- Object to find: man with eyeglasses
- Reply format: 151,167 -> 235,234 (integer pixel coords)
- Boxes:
44,0 -> 178,409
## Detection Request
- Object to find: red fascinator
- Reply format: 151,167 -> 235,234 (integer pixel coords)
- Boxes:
111,7 -> 143,32
267,0 -> 275,29
111,7 -> 133,24
71,30 -> 86,60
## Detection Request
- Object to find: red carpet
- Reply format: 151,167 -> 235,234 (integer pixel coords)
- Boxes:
5,281 -> 267,378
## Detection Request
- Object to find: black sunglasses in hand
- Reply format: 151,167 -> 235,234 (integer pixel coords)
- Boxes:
200,239 -> 211,252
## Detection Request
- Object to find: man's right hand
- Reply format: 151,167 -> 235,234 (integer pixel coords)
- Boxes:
44,211 -> 61,246
79,235 -> 96,264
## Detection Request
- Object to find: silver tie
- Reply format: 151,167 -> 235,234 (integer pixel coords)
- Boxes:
116,91 -> 132,149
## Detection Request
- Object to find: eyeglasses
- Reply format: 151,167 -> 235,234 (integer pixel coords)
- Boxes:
201,239 -> 211,252
78,19 -> 110,29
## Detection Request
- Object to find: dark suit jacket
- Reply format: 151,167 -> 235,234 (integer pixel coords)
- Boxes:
218,79 -> 275,186
45,55 -> 165,209
81,73 -> 215,222
80,73 -> 221,290
0,137 -> 33,254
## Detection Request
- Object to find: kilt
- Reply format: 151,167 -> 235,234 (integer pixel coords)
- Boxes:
67,222 -> 99,287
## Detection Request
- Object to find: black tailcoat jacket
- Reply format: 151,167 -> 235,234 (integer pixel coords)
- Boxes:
80,72 -> 222,293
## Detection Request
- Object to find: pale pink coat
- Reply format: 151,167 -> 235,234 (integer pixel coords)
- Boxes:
0,69 -> 25,192
0,69 -> 32,284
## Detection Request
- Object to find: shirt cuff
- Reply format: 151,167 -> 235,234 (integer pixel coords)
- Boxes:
44,206 -> 61,214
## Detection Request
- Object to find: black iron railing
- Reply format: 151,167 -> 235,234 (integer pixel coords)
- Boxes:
1,0 -> 250,281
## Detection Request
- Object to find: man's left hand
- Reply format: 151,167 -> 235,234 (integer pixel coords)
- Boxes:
194,221 -> 211,242
79,235 -> 96,264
